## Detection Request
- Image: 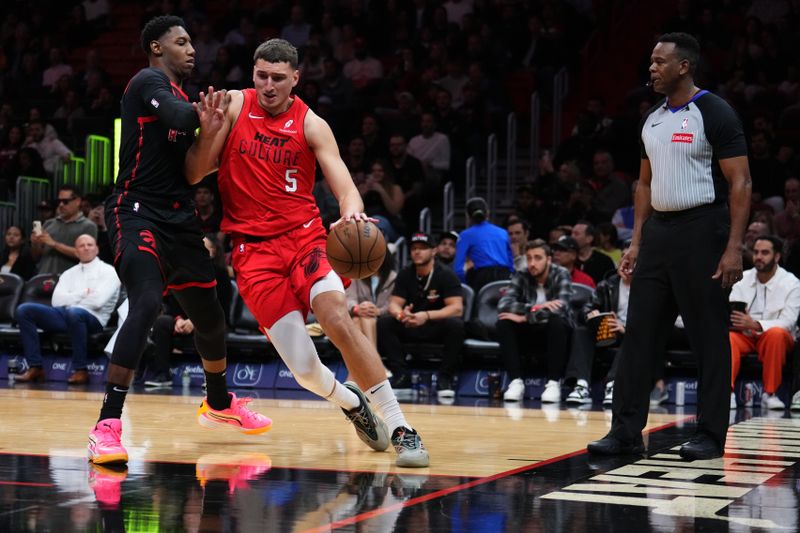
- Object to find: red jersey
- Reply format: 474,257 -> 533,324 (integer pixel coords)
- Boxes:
218,91 -> 320,237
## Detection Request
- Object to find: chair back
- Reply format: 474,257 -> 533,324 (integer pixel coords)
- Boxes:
0,273 -> 24,321
473,280 -> 511,335
20,273 -> 60,307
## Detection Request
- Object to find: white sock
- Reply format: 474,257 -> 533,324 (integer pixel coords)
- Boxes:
365,379 -> 410,433
266,311 -> 359,410
326,380 -> 360,411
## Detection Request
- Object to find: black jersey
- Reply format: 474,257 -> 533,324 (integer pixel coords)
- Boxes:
110,67 -> 199,224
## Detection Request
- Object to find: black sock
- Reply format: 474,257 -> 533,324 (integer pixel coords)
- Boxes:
204,370 -> 231,410
99,383 -> 129,422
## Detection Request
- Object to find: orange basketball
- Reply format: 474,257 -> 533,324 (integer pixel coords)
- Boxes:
326,220 -> 386,279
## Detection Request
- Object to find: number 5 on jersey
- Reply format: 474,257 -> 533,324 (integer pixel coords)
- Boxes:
285,169 -> 297,192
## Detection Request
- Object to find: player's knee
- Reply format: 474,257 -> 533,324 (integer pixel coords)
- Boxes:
130,290 -> 162,323
191,302 -> 226,334
318,310 -> 353,340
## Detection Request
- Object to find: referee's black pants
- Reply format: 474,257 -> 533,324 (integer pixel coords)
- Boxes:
611,204 -> 731,449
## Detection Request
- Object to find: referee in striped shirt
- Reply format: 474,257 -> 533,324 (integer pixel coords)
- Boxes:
589,33 -> 751,460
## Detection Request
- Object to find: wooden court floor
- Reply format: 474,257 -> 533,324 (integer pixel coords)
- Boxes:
1,386 -> 799,531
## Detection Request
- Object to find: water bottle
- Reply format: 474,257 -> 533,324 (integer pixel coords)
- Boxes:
8,356 -> 19,386
182,367 -> 191,389
675,381 -> 685,406
411,372 -> 420,398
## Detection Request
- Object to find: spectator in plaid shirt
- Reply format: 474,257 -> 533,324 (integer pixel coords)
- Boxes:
497,239 -> 574,403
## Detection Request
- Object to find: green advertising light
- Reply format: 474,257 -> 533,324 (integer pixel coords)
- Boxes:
114,117 -> 121,182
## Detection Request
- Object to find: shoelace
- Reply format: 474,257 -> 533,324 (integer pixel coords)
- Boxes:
394,429 -> 418,449
230,397 -> 265,422
345,405 -> 370,427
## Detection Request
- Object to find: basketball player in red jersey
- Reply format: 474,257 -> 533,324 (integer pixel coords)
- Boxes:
187,39 -> 428,467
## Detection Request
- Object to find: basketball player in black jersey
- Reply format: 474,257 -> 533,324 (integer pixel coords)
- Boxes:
88,16 -> 271,466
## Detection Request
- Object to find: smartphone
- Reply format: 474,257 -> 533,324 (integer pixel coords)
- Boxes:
32,220 -> 42,235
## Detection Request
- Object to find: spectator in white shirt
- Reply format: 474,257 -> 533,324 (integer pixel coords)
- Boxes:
42,48 -> 73,89
24,120 -> 72,177
407,112 -> 451,177
14,234 -> 121,385
729,235 -> 800,409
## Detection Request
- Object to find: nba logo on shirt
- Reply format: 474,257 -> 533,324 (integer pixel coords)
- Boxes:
681,118 -> 689,130
150,98 -> 160,108
239,243 -> 245,253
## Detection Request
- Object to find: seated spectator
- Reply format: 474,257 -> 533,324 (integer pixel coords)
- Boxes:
31,185 -> 98,274
346,253 -> 397,350
53,90 -> 86,136
498,239 -> 574,403
14,234 -> 120,384
343,136 -> 369,182
342,38 -> 383,93
774,178 -> 800,247
194,183 -> 221,235
729,235 -> 800,410
596,222 -> 622,266
588,150 -> 631,221
378,233 -> 464,399
357,159 -> 405,241
506,217 -> 530,272
454,197 -> 514,294
565,240 -> 672,407
388,134 -> 426,232
407,112 -> 451,180
571,220 -> 615,284
436,231 -> 458,269
86,198 -> 113,265
548,225 -> 572,244
144,295 -> 194,388
0,125 -> 24,194
24,120 -> 72,178
551,236 -> 596,288
42,48 -> 73,90
1,225 -> 37,280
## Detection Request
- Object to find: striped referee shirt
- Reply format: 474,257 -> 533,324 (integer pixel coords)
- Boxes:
640,90 -> 747,211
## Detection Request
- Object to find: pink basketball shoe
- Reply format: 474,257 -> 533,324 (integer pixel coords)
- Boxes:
197,393 -> 273,434
88,418 -> 128,464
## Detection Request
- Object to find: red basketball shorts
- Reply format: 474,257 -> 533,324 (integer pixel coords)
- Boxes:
231,217 -> 341,329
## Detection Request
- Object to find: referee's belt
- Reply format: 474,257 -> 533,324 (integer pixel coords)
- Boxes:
652,202 -> 725,220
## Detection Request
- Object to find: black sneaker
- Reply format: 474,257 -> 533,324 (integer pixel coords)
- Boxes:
144,372 -> 172,388
342,382 -> 390,451
390,426 -> 430,468
436,374 -> 455,398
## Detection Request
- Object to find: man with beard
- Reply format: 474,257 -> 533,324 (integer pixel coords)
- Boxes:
728,235 -> 800,410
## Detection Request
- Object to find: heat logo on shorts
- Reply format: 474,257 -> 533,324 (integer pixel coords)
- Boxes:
301,247 -> 323,277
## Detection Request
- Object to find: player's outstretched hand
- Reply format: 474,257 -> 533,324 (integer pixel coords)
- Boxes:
193,86 -> 226,135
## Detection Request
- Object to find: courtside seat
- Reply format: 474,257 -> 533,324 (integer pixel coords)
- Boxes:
226,289 -> 270,354
464,280 -> 509,358
569,282 -> 595,315
0,273 -> 60,342
0,273 -> 24,328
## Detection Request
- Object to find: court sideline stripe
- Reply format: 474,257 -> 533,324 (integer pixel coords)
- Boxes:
300,416 -> 695,533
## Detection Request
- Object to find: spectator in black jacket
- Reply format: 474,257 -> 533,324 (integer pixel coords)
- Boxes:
498,239 -> 574,404
1,225 -> 37,280
565,241 -> 669,408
